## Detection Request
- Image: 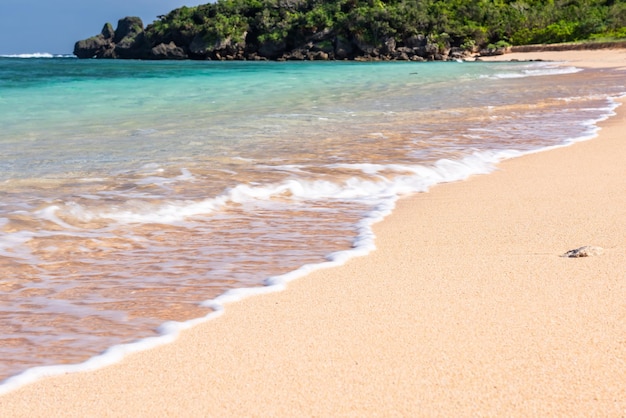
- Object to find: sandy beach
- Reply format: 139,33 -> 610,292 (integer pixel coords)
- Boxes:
2,49 -> 626,416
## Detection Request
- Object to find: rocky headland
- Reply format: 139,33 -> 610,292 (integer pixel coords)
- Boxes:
74,16 -> 473,61
74,0 -> 626,62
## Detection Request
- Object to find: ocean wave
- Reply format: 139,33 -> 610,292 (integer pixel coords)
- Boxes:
23,150 -> 512,229
0,53 -> 74,59
0,148 -> 505,396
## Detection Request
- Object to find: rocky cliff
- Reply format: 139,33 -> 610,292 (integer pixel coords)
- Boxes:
74,16 -> 468,61
74,17 -> 182,60
74,0 -> 626,61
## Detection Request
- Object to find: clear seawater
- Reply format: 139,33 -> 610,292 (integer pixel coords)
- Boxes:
0,56 -> 624,386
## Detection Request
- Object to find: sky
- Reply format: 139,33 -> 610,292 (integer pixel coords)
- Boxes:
0,0 -> 208,55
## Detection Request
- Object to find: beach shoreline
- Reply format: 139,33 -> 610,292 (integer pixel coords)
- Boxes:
1,49 -> 626,416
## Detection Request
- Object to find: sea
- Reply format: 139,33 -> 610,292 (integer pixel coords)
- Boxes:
0,53 -> 624,392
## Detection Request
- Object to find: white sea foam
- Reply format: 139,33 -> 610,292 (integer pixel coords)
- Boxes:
0,145 -> 527,396
486,65 -> 582,79
0,230 -> 36,259
0,53 -> 73,59
35,205 -> 82,230
60,152 -> 526,230
134,168 -> 195,187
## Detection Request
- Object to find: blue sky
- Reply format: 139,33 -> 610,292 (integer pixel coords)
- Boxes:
0,0 -> 207,55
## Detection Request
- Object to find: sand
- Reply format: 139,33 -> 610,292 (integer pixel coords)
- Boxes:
2,49 -> 626,416
479,48 -> 626,69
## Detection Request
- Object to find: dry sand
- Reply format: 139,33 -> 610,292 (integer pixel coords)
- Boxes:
2,50 -> 626,416
479,47 -> 626,69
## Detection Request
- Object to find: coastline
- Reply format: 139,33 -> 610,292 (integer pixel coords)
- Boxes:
2,49 -> 626,416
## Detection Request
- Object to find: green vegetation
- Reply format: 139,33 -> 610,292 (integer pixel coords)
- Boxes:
148,0 -> 626,49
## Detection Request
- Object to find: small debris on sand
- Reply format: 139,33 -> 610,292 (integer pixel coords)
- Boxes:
561,246 -> 604,258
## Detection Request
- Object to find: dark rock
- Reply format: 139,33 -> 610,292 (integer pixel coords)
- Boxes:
395,51 -> 410,61
311,51 -> 329,60
114,17 -> 144,43
424,42 -> 439,59
411,46 -> 426,58
247,53 -> 267,61
449,47 -> 470,60
150,42 -> 187,60
334,36 -> 354,60
189,34 -> 247,60
311,41 -> 334,54
258,39 -> 286,59
100,48 -> 117,59
286,48 -> 307,60
404,34 -> 427,49
115,32 -> 150,59
395,46 -> 412,54
101,23 -> 115,40
353,35 -> 376,55
381,37 -> 396,55
73,35 -> 113,59
75,16 -> 149,59
214,36 -> 235,53
189,34 -> 212,58
113,18 -> 151,59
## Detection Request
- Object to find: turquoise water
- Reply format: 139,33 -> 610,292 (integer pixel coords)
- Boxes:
0,57 -> 624,385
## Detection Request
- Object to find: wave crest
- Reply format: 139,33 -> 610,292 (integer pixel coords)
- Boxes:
0,53 -> 74,59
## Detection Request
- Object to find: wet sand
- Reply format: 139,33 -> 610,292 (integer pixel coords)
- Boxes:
2,49 -> 626,416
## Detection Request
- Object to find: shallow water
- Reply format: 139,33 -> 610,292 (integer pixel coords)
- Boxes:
0,57 -> 624,383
